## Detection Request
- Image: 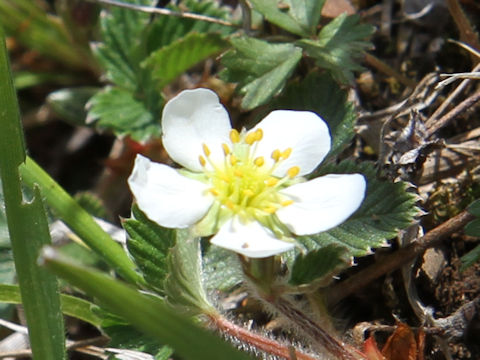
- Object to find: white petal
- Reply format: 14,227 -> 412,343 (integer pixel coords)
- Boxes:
128,155 -> 213,228
210,218 -> 295,258
252,110 -> 331,177
162,88 -> 232,172
276,174 -> 366,235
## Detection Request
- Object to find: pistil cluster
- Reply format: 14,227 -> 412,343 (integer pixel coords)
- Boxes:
198,128 -> 299,224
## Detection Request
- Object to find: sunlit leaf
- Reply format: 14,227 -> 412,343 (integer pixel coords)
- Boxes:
221,37 -> 302,110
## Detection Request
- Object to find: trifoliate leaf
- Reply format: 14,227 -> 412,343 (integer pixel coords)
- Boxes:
143,32 -> 228,88
249,0 -> 325,36
272,72 -> 356,159
297,13 -> 374,83
145,0 -> 233,51
289,245 -> 350,286
203,246 -> 243,292
87,87 -> 160,141
47,87 -> 99,126
124,205 -> 176,293
221,37 -> 302,110
301,161 -> 418,257
164,230 -> 215,315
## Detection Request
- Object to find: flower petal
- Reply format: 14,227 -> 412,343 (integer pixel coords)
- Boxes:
252,110 -> 331,177
128,155 -> 213,228
162,88 -> 232,172
276,174 -> 366,235
210,218 -> 295,258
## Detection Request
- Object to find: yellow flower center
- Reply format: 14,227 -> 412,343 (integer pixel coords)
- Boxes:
198,128 -> 299,223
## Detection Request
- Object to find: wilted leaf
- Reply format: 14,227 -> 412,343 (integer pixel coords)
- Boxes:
363,336 -> 384,360
381,323 -> 417,360
298,14 -> 374,83
221,37 -> 302,109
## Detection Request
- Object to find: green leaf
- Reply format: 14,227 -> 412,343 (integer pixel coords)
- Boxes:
467,199 -> 480,217
164,230 -> 215,315
40,248 -> 252,360
289,245 -> 350,286
143,32 -> 228,88
74,191 -> 108,220
301,161 -> 418,257
465,218 -> 480,237
87,87 -> 160,141
0,283 -> 103,327
145,0 -> 233,51
125,205 -> 176,293
461,244 -> 480,270
19,156 -> 144,285
298,14 -> 374,83
104,325 -> 173,359
93,0 -> 156,90
221,37 -> 302,110
249,0 -> 325,36
47,87 -> 99,126
203,246 -> 243,292
0,26 -> 66,360
272,72 -> 356,158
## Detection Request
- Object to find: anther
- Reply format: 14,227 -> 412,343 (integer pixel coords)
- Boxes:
229,154 -> 238,166
230,129 -> 240,143
245,131 -> 256,145
255,128 -> 263,141
264,206 -> 277,214
282,148 -> 292,159
281,200 -> 294,207
234,169 -> 243,178
226,200 -> 235,210
254,156 -> 264,167
199,155 -> 206,167
243,189 -> 254,197
266,177 -> 278,187
222,143 -> 230,156
271,149 -> 281,162
202,143 -> 211,157
287,166 -> 300,178
209,188 -> 219,196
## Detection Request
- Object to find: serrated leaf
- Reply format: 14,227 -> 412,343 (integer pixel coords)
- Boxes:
93,0 -> 156,90
300,161 -> 418,257
221,37 -> 302,110
143,32 -> 228,88
289,245 -> 349,286
125,205 -> 176,293
87,87 -> 160,141
74,191 -> 108,219
249,0 -> 325,36
298,14 -> 374,83
203,246 -> 243,292
467,199 -> 480,217
164,230 -> 214,315
145,0 -> 233,51
47,87 -> 99,126
272,72 -> 356,158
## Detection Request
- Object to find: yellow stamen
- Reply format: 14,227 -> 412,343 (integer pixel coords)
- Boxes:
243,189 -> 254,197
229,154 -> 238,166
266,177 -> 278,187
254,156 -> 264,167
222,143 -> 230,155
199,155 -> 206,167
209,188 -> 219,196
230,129 -> 240,143
282,148 -> 292,159
271,149 -> 281,162
202,143 -> 211,157
234,169 -> 243,177
226,200 -> 235,210
281,200 -> 294,206
287,166 -> 300,178
255,128 -> 263,141
264,206 -> 277,214
245,131 -> 256,145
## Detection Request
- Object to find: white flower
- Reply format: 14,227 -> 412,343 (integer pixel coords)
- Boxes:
128,89 -> 366,258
